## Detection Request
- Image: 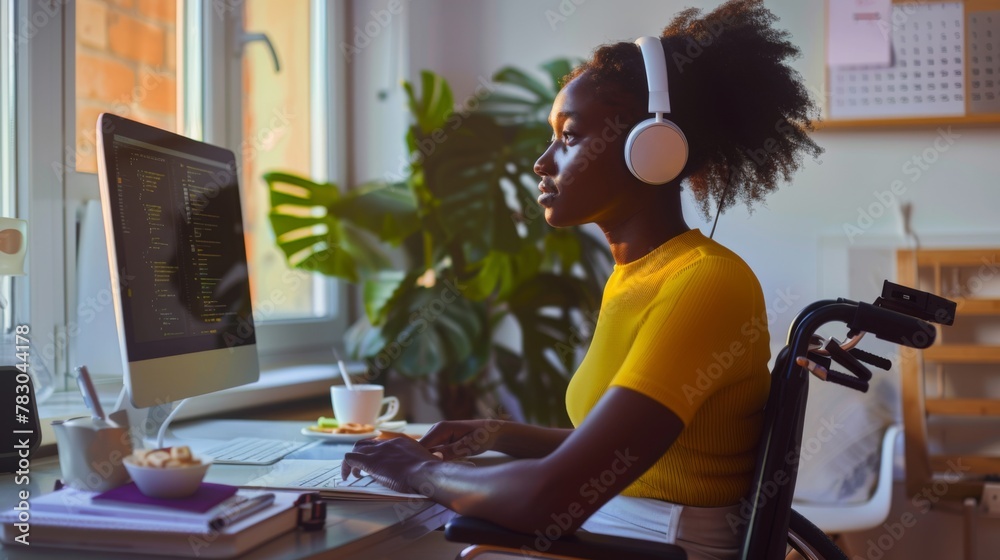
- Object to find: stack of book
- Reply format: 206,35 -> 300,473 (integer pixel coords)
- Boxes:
0,483 -> 302,558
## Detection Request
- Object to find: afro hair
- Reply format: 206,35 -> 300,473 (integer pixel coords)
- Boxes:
565,0 -> 824,218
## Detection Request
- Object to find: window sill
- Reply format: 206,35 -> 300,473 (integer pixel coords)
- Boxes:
35,359 -> 365,452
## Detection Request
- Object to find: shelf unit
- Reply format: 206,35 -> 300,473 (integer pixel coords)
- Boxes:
898,248 -> 1000,499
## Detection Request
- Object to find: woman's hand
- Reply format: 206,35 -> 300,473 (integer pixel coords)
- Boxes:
418,419 -> 506,460
341,436 -> 441,494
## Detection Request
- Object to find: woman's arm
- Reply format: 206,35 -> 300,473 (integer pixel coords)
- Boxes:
419,419 -> 573,459
494,422 -> 573,458
343,386 -> 683,535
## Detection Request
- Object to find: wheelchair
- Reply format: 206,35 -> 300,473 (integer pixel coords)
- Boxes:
444,280 -> 956,559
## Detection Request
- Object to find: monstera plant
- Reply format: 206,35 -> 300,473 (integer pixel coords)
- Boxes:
264,60 -> 612,426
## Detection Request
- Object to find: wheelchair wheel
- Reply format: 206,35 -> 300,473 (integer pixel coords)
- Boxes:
785,509 -> 848,560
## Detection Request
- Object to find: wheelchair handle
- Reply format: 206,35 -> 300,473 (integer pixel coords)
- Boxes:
851,301 -> 936,349
826,369 -> 869,393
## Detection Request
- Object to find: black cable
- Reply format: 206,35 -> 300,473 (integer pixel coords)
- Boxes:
708,178 -> 734,240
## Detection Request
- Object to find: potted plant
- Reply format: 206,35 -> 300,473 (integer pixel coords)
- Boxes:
264,61 -> 612,426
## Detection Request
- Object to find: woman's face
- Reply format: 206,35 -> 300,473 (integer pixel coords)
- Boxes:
533,73 -> 640,228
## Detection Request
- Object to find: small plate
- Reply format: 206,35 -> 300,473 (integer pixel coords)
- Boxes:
300,427 -> 380,442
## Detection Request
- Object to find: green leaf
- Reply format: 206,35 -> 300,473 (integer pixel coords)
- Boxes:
264,171 -> 340,208
327,182 -> 420,244
492,67 -> 552,102
451,334 -> 490,385
493,344 -> 524,386
499,273 -> 603,426
265,172 -> 400,281
344,320 -> 387,362
574,230 -> 615,299
540,58 -> 576,92
274,232 -> 327,258
296,242 -> 359,281
543,229 -> 582,271
404,70 -> 455,135
434,311 -> 473,364
481,60 -> 575,124
362,271 -> 411,325
339,225 -> 393,273
394,322 -> 446,378
464,247 -> 542,302
268,214 -> 322,237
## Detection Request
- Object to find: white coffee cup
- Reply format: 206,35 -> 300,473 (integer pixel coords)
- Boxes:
331,384 -> 400,426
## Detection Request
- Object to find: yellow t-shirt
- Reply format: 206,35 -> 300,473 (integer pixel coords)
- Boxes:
566,229 -> 770,507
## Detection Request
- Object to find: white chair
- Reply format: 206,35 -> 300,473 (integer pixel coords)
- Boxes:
792,424 -> 900,533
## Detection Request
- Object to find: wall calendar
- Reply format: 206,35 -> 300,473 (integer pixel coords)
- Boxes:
826,0 -> 1000,125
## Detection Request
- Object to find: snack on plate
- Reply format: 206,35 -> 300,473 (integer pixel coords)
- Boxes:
373,430 -> 419,442
333,422 -> 374,434
306,425 -> 337,434
128,446 -> 201,468
317,416 -> 338,428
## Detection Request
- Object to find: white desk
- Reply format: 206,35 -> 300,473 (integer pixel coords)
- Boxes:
0,419 -> 455,559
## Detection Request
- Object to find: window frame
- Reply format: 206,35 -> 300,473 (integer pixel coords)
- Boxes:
18,0 -> 67,390
1,0 -> 15,332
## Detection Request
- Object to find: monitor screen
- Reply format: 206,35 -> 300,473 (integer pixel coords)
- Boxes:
97,114 -> 259,407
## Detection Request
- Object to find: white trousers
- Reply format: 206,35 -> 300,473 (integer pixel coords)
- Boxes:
578,495 -> 743,560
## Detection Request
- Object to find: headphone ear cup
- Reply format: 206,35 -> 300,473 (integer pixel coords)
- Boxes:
624,119 -> 689,185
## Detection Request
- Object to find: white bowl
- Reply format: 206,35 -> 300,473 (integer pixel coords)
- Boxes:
124,455 -> 212,498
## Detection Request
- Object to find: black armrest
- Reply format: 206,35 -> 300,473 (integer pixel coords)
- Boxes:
444,515 -> 687,560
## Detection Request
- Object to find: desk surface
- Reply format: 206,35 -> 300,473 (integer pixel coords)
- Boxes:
0,419 -> 454,560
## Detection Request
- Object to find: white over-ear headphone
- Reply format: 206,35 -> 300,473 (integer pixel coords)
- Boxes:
624,36 -> 689,185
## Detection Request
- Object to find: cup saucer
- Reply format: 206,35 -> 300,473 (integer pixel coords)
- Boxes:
300,420 -> 408,442
300,426 -> 379,442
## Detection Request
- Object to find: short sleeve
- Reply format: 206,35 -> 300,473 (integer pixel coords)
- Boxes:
608,257 -> 760,425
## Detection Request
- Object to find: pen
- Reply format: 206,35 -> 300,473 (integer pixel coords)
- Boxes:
74,365 -> 105,420
209,493 -> 275,530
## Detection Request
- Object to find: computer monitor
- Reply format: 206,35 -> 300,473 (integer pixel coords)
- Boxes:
96,114 -> 259,408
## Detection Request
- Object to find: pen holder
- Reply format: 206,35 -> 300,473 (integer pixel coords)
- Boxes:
52,410 -> 132,492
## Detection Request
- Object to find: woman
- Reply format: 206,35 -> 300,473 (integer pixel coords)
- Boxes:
342,1 -> 822,557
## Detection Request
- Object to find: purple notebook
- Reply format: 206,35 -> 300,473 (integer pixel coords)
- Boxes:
93,482 -> 239,513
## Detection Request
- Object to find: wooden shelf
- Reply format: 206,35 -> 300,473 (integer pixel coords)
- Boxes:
957,299 -> 1000,315
926,399 -> 1000,416
816,114 -> 1000,131
897,248 -> 1000,268
931,455 -> 1000,476
922,345 -> 1000,364
898,247 -> 1000,498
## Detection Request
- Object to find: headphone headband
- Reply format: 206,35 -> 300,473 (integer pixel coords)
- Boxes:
624,35 -> 688,186
635,36 -> 671,114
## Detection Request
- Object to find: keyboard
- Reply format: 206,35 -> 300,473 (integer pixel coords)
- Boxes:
206,437 -> 309,465
294,465 -> 378,489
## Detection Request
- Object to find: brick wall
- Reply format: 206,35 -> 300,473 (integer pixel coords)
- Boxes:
76,0 -> 176,173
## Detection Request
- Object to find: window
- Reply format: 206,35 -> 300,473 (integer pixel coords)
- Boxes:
16,0 -> 348,420
66,0 -> 344,362
240,0 -> 331,322
225,0 -> 347,357
74,0 -> 180,174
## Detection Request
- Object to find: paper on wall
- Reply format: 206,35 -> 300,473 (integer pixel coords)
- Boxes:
827,0 -> 893,67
